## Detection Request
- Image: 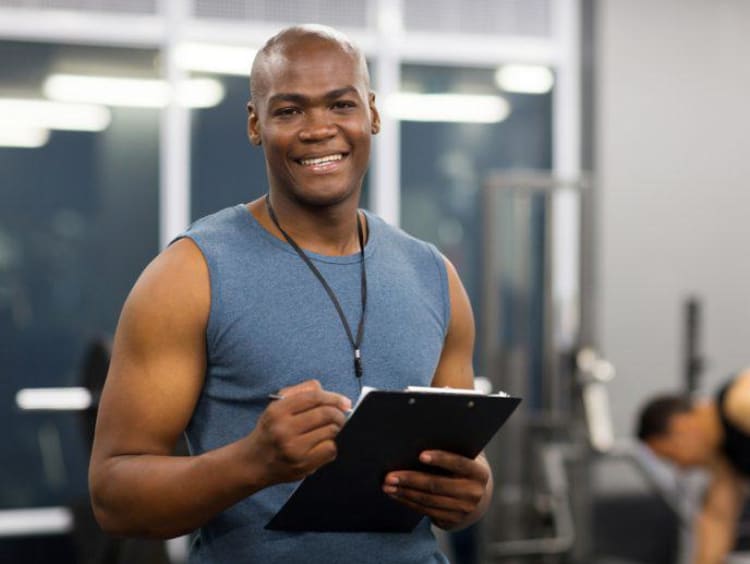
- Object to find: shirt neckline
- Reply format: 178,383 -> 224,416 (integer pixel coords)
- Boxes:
237,203 -> 378,265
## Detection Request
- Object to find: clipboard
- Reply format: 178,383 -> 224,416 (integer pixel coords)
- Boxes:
266,388 -> 521,532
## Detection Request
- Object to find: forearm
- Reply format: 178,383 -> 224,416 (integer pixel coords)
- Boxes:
90,438 -> 265,538
90,383 -> 349,538
692,467 -> 743,564
693,512 -> 734,564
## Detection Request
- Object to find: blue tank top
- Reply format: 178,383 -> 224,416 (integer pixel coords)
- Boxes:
179,204 -> 451,564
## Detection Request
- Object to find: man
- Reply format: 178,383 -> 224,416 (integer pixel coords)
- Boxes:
89,24 -> 492,563
636,371 -> 750,564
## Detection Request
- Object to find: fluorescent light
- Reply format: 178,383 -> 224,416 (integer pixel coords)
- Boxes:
44,74 -> 225,108
384,93 -> 510,123
175,42 -> 256,76
0,508 -> 73,537
0,127 -> 50,148
0,98 -> 111,132
495,64 -> 555,94
16,387 -> 92,411
45,74 -> 168,107
176,78 -> 225,108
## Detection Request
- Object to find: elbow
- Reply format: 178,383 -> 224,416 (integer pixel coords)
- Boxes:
91,504 -> 125,537
89,490 -> 166,539
88,473 -> 128,536
89,462 -> 139,537
90,497 -> 125,536
89,472 -> 187,539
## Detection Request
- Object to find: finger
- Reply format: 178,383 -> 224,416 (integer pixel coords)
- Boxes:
289,405 -> 347,435
383,482 -> 476,514
384,472 -> 470,498
385,493 -> 466,528
277,380 -> 353,412
274,388 -> 352,414
275,436 -> 338,479
384,472 -> 484,508
278,379 -> 322,396
299,438 -> 338,473
270,424 -> 340,475
294,422 -> 342,453
418,450 -> 489,480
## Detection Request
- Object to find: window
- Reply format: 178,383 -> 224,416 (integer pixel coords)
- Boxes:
398,63 -> 553,365
0,41 -> 160,508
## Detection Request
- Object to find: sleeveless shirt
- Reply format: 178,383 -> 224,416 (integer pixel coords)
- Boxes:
717,380 -> 750,476
179,204 -> 451,564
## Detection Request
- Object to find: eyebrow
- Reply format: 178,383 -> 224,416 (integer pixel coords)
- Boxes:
267,86 -> 360,106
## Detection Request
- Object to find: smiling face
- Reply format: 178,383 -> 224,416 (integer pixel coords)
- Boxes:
248,34 -> 380,209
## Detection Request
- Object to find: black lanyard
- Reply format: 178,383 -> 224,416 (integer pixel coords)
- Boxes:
265,194 -> 367,382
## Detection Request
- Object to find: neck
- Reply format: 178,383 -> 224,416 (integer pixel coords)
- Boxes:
697,401 -> 725,454
249,193 -> 365,256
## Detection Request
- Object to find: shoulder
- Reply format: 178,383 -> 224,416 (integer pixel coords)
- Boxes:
722,370 -> 750,434
121,237 -> 210,342
364,210 -> 445,265
180,204 -> 248,245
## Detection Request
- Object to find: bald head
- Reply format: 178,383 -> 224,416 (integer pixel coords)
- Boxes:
249,24 -> 370,105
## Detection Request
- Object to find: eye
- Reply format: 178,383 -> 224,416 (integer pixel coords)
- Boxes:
274,107 -> 301,118
332,100 -> 356,111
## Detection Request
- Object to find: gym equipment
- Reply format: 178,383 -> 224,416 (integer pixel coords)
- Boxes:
478,172 -> 684,563
12,338 -> 178,564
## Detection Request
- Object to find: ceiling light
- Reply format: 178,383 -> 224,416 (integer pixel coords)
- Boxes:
16,387 -> 93,411
175,42 -> 256,76
44,74 -> 225,108
175,79 -> 225,108
384,93 -> 510,123
0,98 -> 111,132
495,64 -> 555,94
0,127 -> 50,148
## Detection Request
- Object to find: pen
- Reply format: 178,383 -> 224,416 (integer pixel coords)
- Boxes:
267,393 -> 353,415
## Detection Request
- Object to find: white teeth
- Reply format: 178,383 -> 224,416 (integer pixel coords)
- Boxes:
300,154 -> 343,166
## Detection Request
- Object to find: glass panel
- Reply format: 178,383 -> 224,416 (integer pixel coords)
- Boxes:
0,41 -> 160,509
191,73 -> 267,220
399,64 -> 553,367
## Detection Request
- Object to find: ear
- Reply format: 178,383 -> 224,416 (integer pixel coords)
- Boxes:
247,101 -> 262,146
368,92 -> 381,135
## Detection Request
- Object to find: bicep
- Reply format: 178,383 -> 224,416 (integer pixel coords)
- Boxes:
430,257 -> 476,389
91,238 -> 210,461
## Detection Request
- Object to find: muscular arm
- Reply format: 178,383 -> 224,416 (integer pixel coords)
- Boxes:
383,257 -> 493,531
693,461 -> 744,564
89,239 -> 350,538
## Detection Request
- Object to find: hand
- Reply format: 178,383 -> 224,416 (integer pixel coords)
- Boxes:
247,379 -> 352,486
382,451 -> 491,530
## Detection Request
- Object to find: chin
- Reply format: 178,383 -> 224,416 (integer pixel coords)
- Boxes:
289,183 -> 361,209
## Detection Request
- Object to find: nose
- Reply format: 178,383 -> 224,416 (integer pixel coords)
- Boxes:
298,110 -> 337,142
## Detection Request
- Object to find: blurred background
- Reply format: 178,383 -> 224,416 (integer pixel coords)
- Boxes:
1,0 -> 749,562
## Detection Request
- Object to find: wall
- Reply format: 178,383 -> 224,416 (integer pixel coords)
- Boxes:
597,0 -> 750,442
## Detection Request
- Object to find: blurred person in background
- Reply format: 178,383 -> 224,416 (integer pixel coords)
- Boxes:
637,369 -> 750,564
